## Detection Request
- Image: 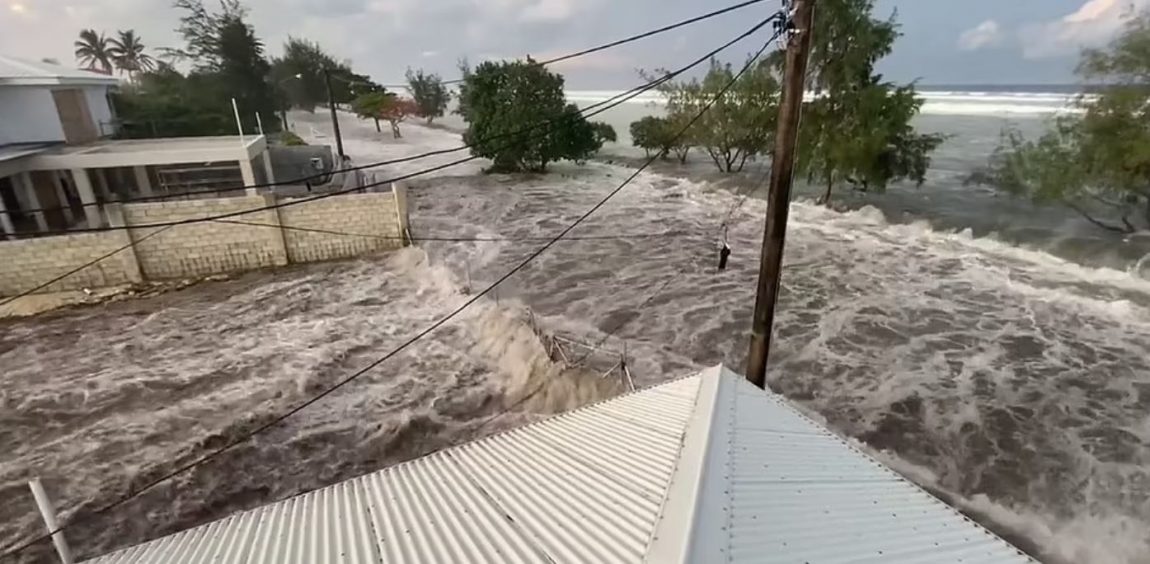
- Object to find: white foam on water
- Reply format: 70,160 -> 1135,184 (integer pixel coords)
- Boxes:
565,89 -> 1086,116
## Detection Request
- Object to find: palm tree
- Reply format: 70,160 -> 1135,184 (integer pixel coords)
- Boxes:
108,30 -> 156,80
74,29 -> 113,74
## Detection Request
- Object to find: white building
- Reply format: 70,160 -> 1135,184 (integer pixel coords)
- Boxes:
0,55 -> 276,238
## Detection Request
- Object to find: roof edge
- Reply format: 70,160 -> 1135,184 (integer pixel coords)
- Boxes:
642,364 -> 732,563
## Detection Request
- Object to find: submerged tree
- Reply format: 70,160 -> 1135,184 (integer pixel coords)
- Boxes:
352,91 -> 391,132
406,68 -> 450,124
796,0 -> 944,203
971,13 -> 1150,234
630,116 -> 691,162
654,57 -> 780,172
459,59 -> 601,173
591,122 -> 617,145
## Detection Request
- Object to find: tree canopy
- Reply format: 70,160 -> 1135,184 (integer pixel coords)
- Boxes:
271,38 -> 381,111
353,92 -> 421,138
112,0 -> 279,137
459,59 -> 602,173
74,29 -> 113,74
654,58 -> 779,172
108,30 -> 157,79
972,12 -> 1150,234
795,0 -> 944,202
630,116 -> 691,162
406,68 -> 450,124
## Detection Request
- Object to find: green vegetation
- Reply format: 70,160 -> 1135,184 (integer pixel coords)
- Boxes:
458,59 -> 602,173
108,30 -> 157,79
591,122 -> 617,145
972,12 -> 1150,233
353,92 -> 421,138
352,91 -> 393,133
797,0 -> 944,203
97,0 -> 382,139
654,58 -> 779,172
406,68 -> 450,124
271,38 -> 382,112
280,131 -> 307,146
109,0 -> 280,138
631,0 -> 939,198
630,116 -> 690,162
74,29 -> 114,74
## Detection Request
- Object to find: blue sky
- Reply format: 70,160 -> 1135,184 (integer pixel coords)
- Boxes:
1,0 -> 1142,87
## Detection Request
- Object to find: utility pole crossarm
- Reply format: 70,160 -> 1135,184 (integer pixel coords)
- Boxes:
746,0 -> 816,389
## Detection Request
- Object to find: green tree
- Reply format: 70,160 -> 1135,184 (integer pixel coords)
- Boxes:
630,116 -> 691,162
657,57 -> 779,172
74,29 -> 113,74
271,37 -> 341,112
796,0 -> 945,203
972,13 -> 1150,233
108,30 -> 156,80
352,91 -> 393,133
112,68 -> 235,138
591,122 -> 617,144
459,59 -> 601,173
214,12 -> 277,131
406,68 -> 450,124
112,0 -> 281,137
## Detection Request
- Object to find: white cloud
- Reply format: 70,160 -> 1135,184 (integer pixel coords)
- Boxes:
1020,0 -> 1149,59
957,20 -> 1003,51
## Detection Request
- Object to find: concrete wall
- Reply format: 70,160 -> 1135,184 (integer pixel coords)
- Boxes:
267,145 -> 334,186
0,188 -> 409,296
85,85 -> 116,137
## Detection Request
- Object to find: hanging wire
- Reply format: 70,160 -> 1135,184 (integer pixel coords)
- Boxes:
0,16 -> 789,561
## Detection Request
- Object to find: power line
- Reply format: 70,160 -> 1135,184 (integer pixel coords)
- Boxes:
0,18 -> 772,315
0,21 -> 785,560
215,219 -> 692,242
443,0 -> 776,84
15,0 -> 777,218
23,13 -> 780,238
0,226 -> 174,310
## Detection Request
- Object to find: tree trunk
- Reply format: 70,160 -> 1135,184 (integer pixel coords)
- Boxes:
820,180 -> 833,206
706,148 -> 723,171
390,120 -> 402,138
426,116 -> 436,125
1065,201 -> 1129,233
373,118 -> 380,132
676,147 -> 690,164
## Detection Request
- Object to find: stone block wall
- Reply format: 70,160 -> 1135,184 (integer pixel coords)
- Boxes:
279,193 -> 400,263
0,186 -> 409,296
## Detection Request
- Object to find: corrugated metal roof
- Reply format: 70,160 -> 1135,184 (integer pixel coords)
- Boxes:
83,367 -> 1035,564
0,55 -> 120,86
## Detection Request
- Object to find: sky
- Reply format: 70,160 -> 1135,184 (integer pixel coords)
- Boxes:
0,0 -> 1145,88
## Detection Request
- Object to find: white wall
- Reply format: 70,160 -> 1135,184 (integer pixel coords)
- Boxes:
0,86 -> 64,144
0,84 -> 115,144
84,85 -> 115,136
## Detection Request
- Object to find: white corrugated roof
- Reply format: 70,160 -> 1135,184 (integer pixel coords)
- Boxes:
0,55 -> 120,86
83,366 -> 1036,563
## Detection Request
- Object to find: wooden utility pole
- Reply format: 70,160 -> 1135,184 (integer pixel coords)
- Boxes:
323,68 -> 346,161
746,0 -> 816,389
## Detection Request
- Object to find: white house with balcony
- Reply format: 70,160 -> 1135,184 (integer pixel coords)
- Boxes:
0,55 -> 276,238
